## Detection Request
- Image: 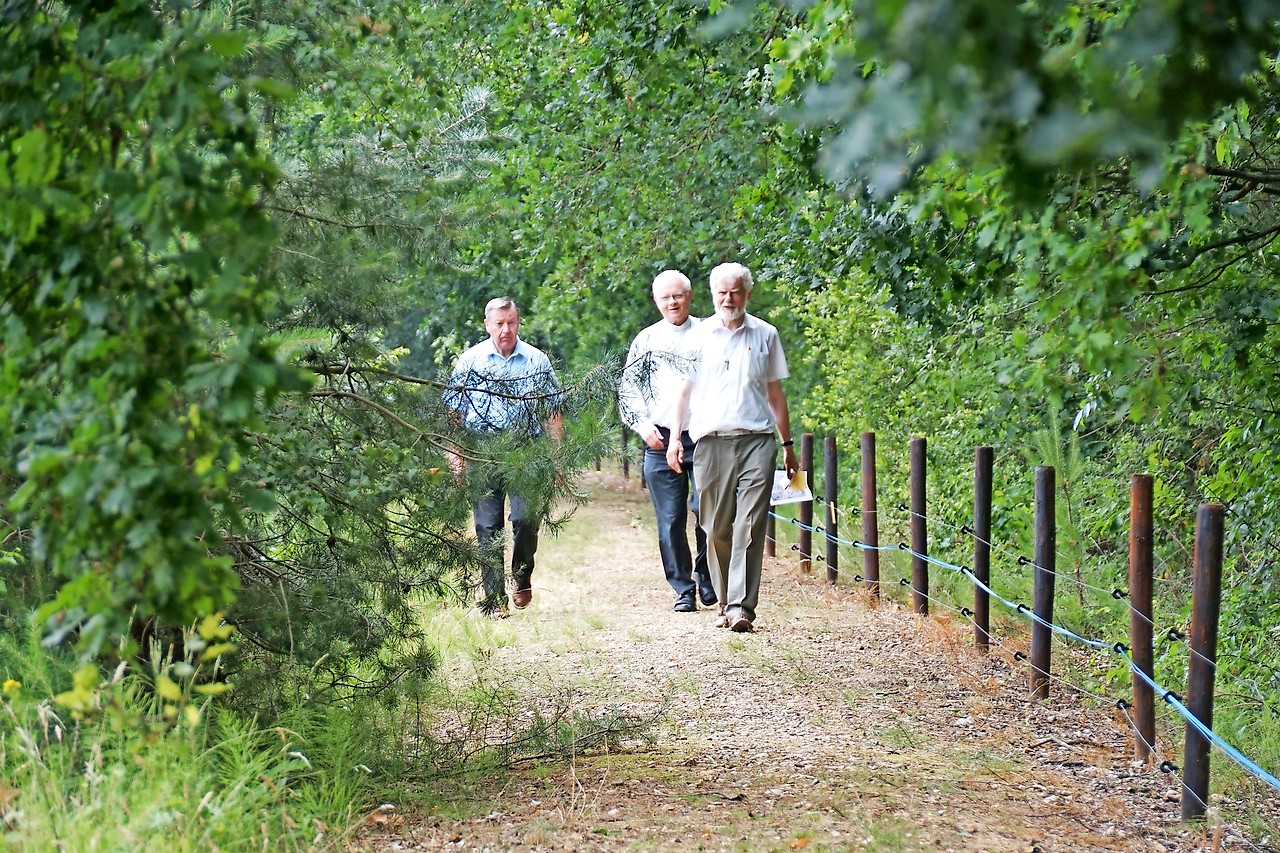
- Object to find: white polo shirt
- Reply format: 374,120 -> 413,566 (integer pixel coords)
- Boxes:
619,316 -> 700,435
684,313 -> 789,442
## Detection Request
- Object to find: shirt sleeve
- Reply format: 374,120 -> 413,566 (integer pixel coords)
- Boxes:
765,328 -> 789,382
442,350 -> 472,413
618,333 -> 650,433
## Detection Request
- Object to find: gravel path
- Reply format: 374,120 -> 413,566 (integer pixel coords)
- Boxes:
352,472 -> 1273,852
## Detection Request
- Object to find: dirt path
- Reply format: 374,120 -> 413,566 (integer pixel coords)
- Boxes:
353,472 -> 1266,852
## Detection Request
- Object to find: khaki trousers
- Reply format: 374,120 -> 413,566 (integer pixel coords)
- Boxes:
693,432 -> 775,623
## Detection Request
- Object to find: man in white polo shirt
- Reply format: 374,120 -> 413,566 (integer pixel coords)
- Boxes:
619,270 -> 715,613
666,262 -> 799,632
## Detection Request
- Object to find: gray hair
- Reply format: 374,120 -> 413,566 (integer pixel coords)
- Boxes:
484,296 -> 519,320
709,262 -> 753,294
651,269 -> 692,295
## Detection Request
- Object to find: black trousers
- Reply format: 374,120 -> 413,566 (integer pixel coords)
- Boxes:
474,484 -> 539,605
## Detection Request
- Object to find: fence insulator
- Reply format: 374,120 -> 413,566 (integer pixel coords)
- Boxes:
1013,651 -> 1027,661
1112,588 -> 1129,600
1159,760 -> 1179,774
1116,698 -> 1131,710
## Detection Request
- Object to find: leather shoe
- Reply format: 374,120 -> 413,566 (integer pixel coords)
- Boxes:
729,614 -> 753,633
697,586 -> 718,607
673,594 -> 696,613
714,607 -> 730,628
512,588 -> 533,609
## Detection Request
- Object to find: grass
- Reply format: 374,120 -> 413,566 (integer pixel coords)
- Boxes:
1,679 -> 372,851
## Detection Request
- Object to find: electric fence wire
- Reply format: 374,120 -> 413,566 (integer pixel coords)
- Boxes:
915,576 -> 1268,851
823,497 -> 1275,677
902,503 -> 1169,632
772,504 -> 1280,797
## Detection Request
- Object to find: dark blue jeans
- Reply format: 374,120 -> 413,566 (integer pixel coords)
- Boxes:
474,485 -> 538,606
643,428 -> 711,599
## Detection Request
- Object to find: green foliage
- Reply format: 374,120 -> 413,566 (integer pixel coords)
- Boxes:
0,621 -> 375,849
771,0 -> 1280,196
0,1 -> 305,655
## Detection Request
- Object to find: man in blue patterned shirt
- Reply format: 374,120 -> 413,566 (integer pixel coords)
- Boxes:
445,297 -> 563,613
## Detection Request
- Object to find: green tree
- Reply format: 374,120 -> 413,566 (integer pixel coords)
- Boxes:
1,0 -> 302,655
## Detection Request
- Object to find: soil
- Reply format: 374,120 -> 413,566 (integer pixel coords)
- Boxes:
351,471 -> 1276,853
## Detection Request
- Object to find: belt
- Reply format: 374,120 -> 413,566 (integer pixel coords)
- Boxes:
703,429 -> 770,438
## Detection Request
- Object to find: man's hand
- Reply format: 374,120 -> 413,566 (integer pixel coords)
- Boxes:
641,425 -> 664,451
665,440 -> 683,473
783,446 -> 799,480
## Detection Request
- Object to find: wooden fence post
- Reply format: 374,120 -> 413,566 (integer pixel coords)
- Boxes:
862,432 -> 879,601
1128,473 -> 1156,764
824,435 -> 838,583
765,505 -> 776,557
1030,465 -> 1056,699
621,427 -> 630,480
799,433 -> 814,573
973,446 -> 993,653
1182,503 -> 1224,821
909,436 -> 928,615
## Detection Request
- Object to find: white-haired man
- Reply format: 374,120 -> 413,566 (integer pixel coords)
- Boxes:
619,270 -> 715,612
666,263 -> 798,632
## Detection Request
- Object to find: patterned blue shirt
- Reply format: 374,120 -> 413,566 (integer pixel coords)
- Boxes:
445,338 -> 562,436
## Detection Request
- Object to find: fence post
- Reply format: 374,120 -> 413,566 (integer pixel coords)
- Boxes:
1030,465 -> 1056,699
973,446 -> 993,653
621,427 -> 630,480
909,437 -> 928,615
824,435 -> 839,583
799,433 -> 814,573
765,506 -> 776,557
861,432 -> 880,602
1182,503 -> 1224,821
1128,473 -> 1156,764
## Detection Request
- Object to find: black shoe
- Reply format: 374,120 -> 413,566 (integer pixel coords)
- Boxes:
697,586 -> 718,607
673,593 -> 696,613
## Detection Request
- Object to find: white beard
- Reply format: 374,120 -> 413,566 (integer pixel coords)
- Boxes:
717,306 -> 745,323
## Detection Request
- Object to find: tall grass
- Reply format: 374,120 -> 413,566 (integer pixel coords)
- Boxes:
0,628 -> 375,851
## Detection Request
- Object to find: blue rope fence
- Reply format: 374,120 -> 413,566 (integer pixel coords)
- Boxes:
769,506 -> 1280,798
